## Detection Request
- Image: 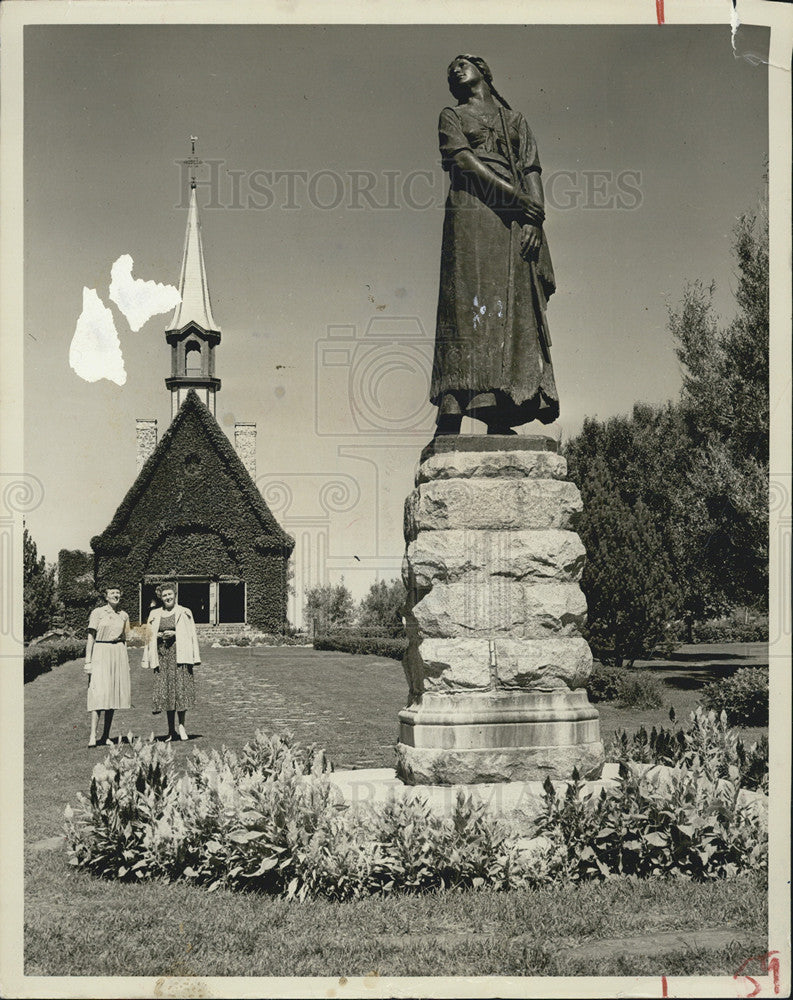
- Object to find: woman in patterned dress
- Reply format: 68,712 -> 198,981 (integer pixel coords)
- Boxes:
84,584 -> 131,747
432,54 -> 558,435
142,583 -> 200,741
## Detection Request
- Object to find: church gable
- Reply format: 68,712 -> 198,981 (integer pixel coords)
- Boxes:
94,391 -> 291,553
92,393 -> 294,631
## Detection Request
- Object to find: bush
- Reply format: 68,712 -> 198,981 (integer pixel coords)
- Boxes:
535,762 -> 767,882
313,632 -> 407,660
586,663 -> 625,703
699,667 -> 768,727
24,637 -> 86,683
609,707 -> 768,793
587,663 -> 665,708
616,670 -> 665,709
693,618 -> 768,644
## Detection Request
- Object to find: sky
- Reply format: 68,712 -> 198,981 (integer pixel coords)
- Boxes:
22,22 -> 769,618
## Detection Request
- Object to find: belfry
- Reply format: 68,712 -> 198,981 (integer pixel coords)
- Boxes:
165,178 -> 222,419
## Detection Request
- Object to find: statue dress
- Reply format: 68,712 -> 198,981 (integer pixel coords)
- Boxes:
431,103 -> 559,427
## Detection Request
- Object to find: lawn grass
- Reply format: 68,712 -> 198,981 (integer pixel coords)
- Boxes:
24,642 -> 769,978
24,849 -> 766,977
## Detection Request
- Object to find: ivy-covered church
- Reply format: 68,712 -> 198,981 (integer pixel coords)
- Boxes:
91,178 -> 293,631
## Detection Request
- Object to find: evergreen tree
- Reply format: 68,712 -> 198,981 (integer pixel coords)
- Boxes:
578,456 -> 676,667
567,185 -> 769,627
23,525 -> 57,641
566,403 -> 734,635
669,195 -> 769,608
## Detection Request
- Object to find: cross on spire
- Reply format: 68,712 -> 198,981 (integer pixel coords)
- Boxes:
180,135 -> 203,189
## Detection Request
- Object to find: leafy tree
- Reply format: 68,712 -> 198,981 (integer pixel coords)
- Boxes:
303,578 -> 355,637
357,578 -> 406,638
577,456 -> 676,667
24,525 -> 57,641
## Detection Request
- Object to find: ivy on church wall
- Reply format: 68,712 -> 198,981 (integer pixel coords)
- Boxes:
92,398 -> 293,631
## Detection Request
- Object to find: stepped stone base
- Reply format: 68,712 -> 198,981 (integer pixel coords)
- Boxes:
397,434 -> 603,786
396,690 -> 604,784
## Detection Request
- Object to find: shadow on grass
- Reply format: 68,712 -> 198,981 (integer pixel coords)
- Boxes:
663,650 -> 767,664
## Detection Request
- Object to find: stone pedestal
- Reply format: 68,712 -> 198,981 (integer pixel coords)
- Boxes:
396,435 -> 604,785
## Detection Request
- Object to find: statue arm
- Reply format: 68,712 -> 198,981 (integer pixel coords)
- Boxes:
451,148 -> 545,225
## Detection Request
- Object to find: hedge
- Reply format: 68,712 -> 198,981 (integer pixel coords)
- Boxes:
25,637 -> 86,684
665,617 -> 769,645
313,633 -> 407,660
215,632 -> 311,647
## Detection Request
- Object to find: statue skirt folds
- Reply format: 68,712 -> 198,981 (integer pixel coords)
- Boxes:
431,184 -> 559,427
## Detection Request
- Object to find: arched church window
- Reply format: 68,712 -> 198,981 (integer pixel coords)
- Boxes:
185,341 -> 202,376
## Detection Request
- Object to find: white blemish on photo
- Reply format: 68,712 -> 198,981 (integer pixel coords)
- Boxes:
108,254 -> 181,332
69,287 -> 127,386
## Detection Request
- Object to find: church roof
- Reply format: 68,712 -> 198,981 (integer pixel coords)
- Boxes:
167,184 -> 221,334
93,390 -> 293,550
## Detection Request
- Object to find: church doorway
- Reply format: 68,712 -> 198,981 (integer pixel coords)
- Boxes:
178,581 -> 211,623
219,581 -> 246,623
140,577 -> 246,625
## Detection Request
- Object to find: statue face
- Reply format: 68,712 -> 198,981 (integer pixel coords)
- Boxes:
448,57 -> 483,92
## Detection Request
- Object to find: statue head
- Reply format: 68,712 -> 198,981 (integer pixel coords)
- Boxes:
447,54 -> 511,108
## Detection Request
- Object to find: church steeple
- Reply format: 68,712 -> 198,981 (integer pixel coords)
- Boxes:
165,139 -> 221,420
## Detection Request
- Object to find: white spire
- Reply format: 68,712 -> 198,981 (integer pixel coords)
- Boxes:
168,183 -> 220,333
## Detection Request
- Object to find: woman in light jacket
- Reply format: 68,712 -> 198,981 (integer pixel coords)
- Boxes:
142,582 -> 200,741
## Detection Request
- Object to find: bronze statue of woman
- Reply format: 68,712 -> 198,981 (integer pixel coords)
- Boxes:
432,55 -> 559,435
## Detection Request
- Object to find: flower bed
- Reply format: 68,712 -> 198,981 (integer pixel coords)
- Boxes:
65,724 -> 767,900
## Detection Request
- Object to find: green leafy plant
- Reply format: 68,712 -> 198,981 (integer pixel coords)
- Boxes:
609,707 -> 768,793
65,727 -> 767,901
63,733 -> 565,899
700,667 -> 768,727
535,761 -> 766,882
